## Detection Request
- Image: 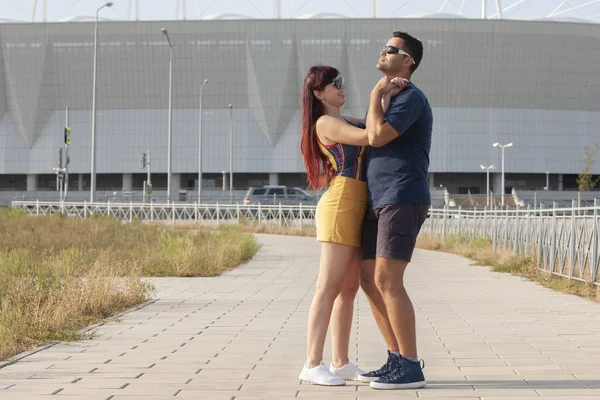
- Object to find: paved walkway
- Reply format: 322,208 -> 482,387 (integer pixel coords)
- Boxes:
1,234 -> 600,400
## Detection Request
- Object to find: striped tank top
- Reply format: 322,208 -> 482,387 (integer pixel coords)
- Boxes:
317,136 -> 366,182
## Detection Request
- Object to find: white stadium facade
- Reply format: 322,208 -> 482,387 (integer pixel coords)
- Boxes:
0,0 -> 599,205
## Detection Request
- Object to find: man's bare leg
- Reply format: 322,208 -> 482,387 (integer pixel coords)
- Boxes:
360,259 -> 398,352
374,257 -> 416,358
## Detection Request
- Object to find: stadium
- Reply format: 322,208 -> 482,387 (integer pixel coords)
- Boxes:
0,0 -> 599,206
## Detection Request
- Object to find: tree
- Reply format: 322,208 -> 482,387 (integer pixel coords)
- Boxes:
577,143 -> 600,192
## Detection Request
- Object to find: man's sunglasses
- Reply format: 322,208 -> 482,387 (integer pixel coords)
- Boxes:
382,45 -> 416,64
326,75 -> 344,90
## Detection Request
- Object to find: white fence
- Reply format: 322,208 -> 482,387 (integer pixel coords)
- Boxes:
10,200 -> 316,230
10,200 -> 600,286
421,201 -> 600,286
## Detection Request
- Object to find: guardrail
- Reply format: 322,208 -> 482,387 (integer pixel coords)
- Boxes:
10,200 -> 316,229
420,201 -> 599,286
10,200 -> 599,286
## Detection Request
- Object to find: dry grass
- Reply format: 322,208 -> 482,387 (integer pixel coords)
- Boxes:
240,224 -> 317,237
416,233 -> 598,302
0,209 -> 259,361
175,220 -> 318,238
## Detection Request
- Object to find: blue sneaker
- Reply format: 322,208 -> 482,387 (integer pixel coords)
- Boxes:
357,351 -> 399,383
369,355 -> 426,389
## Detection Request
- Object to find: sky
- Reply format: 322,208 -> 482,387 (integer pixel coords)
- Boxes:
2,0 -> 600,23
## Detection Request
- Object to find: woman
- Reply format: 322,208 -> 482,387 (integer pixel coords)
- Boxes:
298,65 -> 406,386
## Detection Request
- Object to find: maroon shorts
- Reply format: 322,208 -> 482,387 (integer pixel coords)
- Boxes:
361,203 -> 430,262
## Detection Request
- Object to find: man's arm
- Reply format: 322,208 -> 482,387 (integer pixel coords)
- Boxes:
366,77 -> 423,148
366,76 -> 407,148
366,95 -> 400,147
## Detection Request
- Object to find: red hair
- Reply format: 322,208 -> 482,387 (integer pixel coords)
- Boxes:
300,65 -> 340,190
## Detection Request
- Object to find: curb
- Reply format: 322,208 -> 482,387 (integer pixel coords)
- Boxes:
0,298 -> 158,371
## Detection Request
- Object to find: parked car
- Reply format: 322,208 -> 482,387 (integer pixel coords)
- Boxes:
243,186 -> 318,205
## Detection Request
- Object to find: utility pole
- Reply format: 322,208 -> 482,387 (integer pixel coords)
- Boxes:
53,106 -> 71,202
64,106 -> 71,200
140,150 -> 152,202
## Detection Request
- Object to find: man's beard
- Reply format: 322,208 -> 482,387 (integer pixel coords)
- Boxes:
376,62 -> 390,72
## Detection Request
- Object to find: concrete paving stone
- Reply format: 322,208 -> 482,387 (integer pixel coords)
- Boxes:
496,352 -> 548,359
480,397 -> 576,400
227,398 -> 298,400
503,358 -> 559,367
516,373 -> 581,380
536,388 -> 600,396
1,234 -> 599,400
2,386 -> 61,395
0,364 -> 53,372
424,375 -> 471,382
446,352 -> 500,358
296,393 -> 359,399
464,373 -> 522,380
472,389 -> 541,397
25,387 -> 118,396
410,389 -> 481,398
522,379 -> 592,389
488,344 -> 537,351
0,396 -> 107,400
192,374 -> 251,383
132,380 -> 243,392
354,393 -> 420,400
443,345 -> 493,352
175,389 -> 299,399
512,365 -> 567,373
110,397 -> 181,400
458,367 -> 517,374
452,359 -> 509,367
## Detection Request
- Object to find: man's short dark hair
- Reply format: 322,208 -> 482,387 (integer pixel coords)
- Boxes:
393,31 -> 423,74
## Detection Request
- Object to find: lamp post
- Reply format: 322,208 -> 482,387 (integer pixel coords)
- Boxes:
480,164 -> 495,207
161,28 -> 173,202
198,78 -> 208,203
90,1 -> 113,202
545,171 -> 549,191
228,104 -> 233,202
493,142 -> 513,207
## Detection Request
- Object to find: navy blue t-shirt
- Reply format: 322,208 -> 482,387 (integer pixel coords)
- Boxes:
365,83 -> 433,209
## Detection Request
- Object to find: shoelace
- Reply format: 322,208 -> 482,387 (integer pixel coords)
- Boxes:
398,356 -> 406,376
372,356 -> 393,375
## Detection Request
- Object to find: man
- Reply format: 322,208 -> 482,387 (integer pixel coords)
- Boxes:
358,31 -> 433,390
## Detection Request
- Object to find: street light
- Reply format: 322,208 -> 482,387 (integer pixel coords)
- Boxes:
161,27 -> 173,202
493,142 -> 513,207
90,1 -> 113,203
198,78 -> 208,203
480,164 -> 495,207
228,104 -> 233,202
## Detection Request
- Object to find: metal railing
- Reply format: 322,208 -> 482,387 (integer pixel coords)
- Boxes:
10,200 -> 316,230
10,200 -> 600,286
421,201 -> 599,286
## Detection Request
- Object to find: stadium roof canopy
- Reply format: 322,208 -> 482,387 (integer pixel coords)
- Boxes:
5,0 -> 600,24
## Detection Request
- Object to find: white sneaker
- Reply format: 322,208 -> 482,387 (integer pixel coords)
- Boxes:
299,362 -> 346,386
330,361 -> 365,381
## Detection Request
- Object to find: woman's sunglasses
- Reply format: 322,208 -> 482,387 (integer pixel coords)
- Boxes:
326,75 -> 344,90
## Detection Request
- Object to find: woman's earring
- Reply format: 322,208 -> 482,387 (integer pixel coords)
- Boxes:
321,99 -> 325,105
